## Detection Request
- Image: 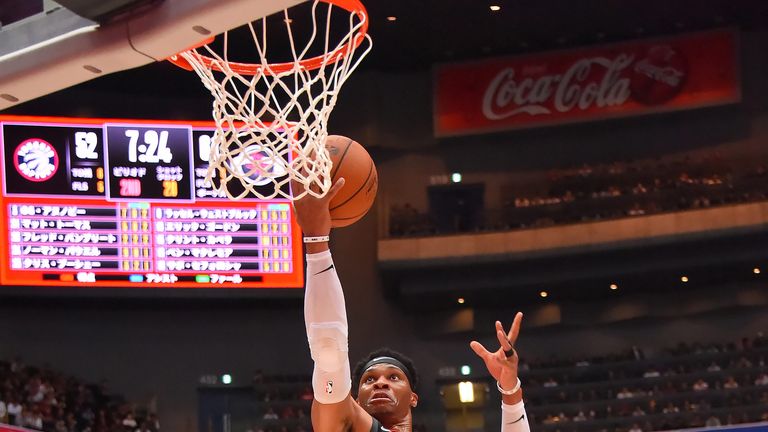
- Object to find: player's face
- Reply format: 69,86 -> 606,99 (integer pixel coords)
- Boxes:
357,364 -> 417,419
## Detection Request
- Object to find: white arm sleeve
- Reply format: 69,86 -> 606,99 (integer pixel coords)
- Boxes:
501,401 -> 531,432
304,250 -> 351,404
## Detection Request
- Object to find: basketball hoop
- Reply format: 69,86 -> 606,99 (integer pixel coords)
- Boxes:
169,0 -> 371,200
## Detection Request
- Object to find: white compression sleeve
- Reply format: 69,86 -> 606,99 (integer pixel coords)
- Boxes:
304,250 -> 351,404
501,401 -> 531,432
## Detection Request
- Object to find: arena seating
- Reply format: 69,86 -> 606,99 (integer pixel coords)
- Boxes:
388,155 -> 768,237
0,359 -> 159,432
230,335 -> 767,432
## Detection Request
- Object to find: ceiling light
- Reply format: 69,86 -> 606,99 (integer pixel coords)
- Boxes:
539,291 -> 548,298
386,16 -> 397,22
489,5 -> 501,11
457,297 -> 465,304
609,283 -> 618,290
754,268 -> 761,275
681,276 -> 689,283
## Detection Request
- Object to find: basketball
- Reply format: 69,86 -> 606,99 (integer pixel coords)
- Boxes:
325,135 -> 378,227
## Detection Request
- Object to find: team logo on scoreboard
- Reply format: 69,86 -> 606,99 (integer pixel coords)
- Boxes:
229,144 -> 287,186
13,138 -> 59,182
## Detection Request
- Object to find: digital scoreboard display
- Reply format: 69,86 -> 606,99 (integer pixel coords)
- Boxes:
0,115 -> 303,291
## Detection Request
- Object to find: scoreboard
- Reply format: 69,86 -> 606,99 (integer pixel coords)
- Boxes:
0,115 -> 303,290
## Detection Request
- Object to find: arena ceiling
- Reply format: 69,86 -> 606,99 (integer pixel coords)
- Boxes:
361,0 -> 768,70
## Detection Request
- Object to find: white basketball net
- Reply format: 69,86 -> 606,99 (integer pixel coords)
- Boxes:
172,0 -> 371,200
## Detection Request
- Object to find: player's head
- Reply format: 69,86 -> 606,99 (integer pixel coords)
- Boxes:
353,348 -> 419,420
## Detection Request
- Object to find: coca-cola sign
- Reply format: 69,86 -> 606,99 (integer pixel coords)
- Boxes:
434,29 -> 739,137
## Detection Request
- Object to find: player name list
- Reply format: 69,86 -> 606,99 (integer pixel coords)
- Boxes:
7,203 -> 293,282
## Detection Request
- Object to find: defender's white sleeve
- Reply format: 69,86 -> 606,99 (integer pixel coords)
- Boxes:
304,250 -> 351,404
501,401 -> 531,432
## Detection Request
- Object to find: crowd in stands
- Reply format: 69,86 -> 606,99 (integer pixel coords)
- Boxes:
522,332 -> 768,432
0,358 -> 159,432
238,375 -> 313,432
389,154 -> 768,237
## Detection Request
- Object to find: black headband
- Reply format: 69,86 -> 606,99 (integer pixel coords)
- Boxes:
363,356 -> 414,386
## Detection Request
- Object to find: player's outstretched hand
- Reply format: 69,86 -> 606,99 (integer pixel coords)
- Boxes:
291,177 -> 345,236
469,312 -> 523,392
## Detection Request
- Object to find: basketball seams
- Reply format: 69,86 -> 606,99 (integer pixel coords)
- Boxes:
331,206 -> 373,222
329,158 -> 374,212
329,138 -> 354,180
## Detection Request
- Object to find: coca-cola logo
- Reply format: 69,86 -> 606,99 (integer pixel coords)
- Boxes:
482,55 -> 634,120
630,45 -> 687,105
481,47 -> 688,120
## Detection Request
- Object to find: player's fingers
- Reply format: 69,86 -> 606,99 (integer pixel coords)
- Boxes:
470,341 -> 492,360
507,312 -> 523,344
324,177 -> 345,201
496,329 -> 513,351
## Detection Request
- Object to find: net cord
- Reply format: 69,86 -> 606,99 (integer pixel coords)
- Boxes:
178,1 -> 371,201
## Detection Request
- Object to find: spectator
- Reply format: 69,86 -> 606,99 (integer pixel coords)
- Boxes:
262,407 -> 279,420
628,423 -> 643,432
723,376 -> 739,389
616,387 -> 634,399
692,379 -> 709,391
7,396 -> 22,426
573,410 -> 587,421
22,406 -> 43,430
662,402 -> 679,414
135,421 -> 153,432
0,395 -> 7,424
147,413 -> 160,431
53,420 -> 68,432
705,415 -> 722,427
122,413 -> 138,431
755,373 -> 768,386
298,386 -> 314,401
543,377 -> 559,388
280,405 -> 296,419
642,367 -> 660,378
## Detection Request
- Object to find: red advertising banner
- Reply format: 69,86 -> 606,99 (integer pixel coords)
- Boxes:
434,29 -> 741,137
0,424 -> 35,432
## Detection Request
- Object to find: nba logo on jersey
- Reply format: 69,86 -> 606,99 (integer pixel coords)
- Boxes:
325,380 -> 333,394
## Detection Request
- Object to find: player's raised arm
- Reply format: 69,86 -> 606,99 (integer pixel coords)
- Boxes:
293,178 -> 372,432
470,312 -> 531,432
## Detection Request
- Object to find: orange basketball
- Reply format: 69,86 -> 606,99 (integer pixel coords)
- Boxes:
325,135 -> 378,227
